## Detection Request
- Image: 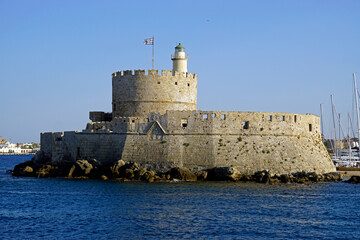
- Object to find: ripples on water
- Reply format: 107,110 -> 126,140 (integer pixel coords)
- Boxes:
1,155 -> 359,239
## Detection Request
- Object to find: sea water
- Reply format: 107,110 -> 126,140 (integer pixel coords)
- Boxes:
1,155 -> 359,240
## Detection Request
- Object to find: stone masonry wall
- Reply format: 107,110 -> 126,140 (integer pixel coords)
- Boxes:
40,110 -> 335,174
112,70 -> 197,118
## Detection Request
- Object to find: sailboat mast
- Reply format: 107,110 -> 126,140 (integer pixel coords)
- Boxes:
348,112 -> 352,160
331,94 -> 337,158
339,113 -> 341,144
353,73 -> 360,149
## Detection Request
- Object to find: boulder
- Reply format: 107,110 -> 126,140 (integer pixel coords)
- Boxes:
68,160 -> 93,178
36,164 -> 57,178
345,176 -> 360,184
111,161 -> 140,179
141,170 -> 156,182
280,174 -> 291,183
12,161 -> 37,177
101,175 -> 108,181
323,172 -> 343,181
240,174 -> 253,181
194,170 -> 208,181
254,170 -> 272,183
110,159 -> 126,177
167,167 -> 197,181
134,167 -> 147,180
206,167 -> 242,181
306,172 -> 319,182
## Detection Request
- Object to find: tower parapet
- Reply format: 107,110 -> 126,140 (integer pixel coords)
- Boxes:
112,69 -> 197,118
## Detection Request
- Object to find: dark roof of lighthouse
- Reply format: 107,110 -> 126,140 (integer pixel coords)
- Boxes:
175,43 -> 185,49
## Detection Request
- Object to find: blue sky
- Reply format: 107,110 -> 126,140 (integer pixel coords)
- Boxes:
1,0 -> 360,142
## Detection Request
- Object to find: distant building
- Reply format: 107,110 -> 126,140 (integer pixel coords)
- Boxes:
0,140 -> 39,154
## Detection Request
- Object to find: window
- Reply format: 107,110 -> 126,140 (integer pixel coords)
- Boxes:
157,82 -> 160,84
281,116 -> 285,121
309,124 -> 312,132
268,115 -> 272,121
181,119 -> 188,128
187,83 -> 190,87
294,115 -> 297,123
203,114 -> 208,120
212,113 -> 216,118
132,120 -> 135,123
221,114 -> 226,120
243,121 -> 249,129
175,82 -> 178,85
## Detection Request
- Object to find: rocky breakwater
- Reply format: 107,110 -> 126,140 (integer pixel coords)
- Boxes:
345,176 -> 360,184
11,158 -> 343,184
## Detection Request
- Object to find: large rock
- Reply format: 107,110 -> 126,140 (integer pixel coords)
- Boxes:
254,170 -> 272,183
323,172 -> 343,181
12,161 -> 37,177
36,164 -> 58,178
345,176 -> 360,184
141,170 -> 156,182
206,167 -> 242,181
194,170 -> 208,181
68,160 -> 93,178
110,160 -> 126,177
167,167 -> 197,181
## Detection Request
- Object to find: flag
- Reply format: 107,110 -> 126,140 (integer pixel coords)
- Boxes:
143,37 -> 154,45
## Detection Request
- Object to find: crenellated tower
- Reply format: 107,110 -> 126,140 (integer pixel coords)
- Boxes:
111,44 -> 197,118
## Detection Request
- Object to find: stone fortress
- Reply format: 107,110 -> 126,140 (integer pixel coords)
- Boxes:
40,44 -> 335,174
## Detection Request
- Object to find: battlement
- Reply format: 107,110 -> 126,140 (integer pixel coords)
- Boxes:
165,110 -> 321,138
112,69 -> 197,80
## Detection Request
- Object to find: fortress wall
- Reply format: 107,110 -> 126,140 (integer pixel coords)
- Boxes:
112,70 -> 197,117
39,110 -> 334,174
165,110 -> 321,137
210,134 -> 333,174
116,132 -> 333,174
74,133 -> 127,162
41,132 -> 128,164
39,129 -> 334,174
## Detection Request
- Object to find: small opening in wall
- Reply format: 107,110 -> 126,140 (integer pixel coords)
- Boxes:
157,82 -> 160,84
181,119 -> 188,128
221,114 -> 226,120
132,120 -> 135,123
243,121 -> 249,129
212,113 -> 216,118
175,82 -> 178,85
203,114 -> 208,120
309,124 -> 312,132
294,115 -> 297,123
268,115 -> 272,121
187,83 -> 190,87
147,118 -> 150,122
281,116 -> 285,121
123,120 -> 126,123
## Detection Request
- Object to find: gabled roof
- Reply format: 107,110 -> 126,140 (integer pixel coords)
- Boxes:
146,121 -> 166,135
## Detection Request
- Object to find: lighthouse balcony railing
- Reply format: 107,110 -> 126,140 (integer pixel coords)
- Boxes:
171,54 -> 189,60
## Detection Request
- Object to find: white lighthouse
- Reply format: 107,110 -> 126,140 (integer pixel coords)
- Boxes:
171,43 -> 189,73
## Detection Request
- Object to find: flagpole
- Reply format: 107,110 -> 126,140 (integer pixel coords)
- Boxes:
152,36 -> 154,69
